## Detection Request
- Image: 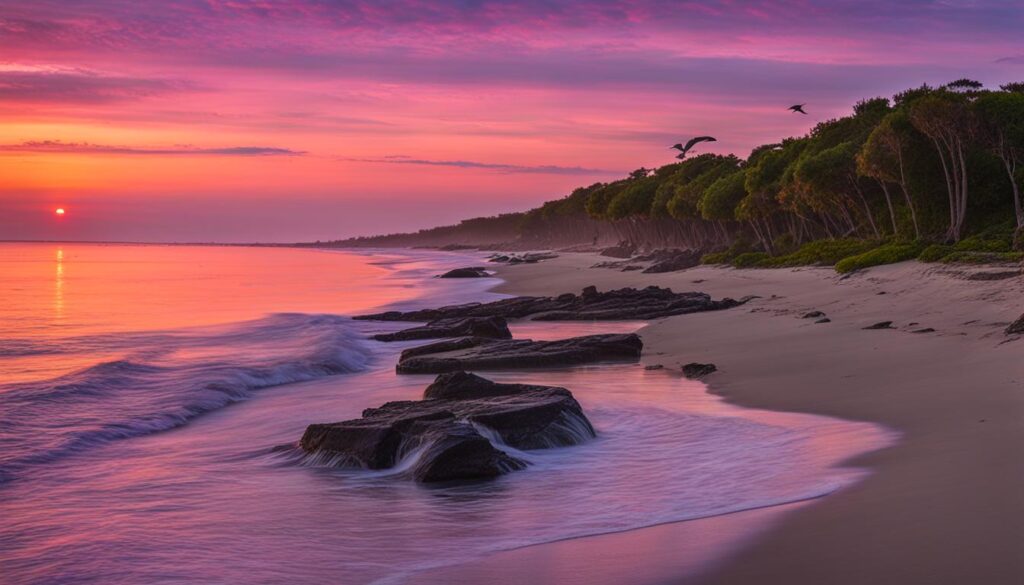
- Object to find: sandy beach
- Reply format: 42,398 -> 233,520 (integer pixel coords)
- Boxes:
417,253 -> 1024,584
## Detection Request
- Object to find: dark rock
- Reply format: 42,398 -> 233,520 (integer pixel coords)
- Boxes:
621,265 -> 644,272
396,333 -> 643,374
373,316 -> 512,342
912,327 -> 936,333
682,363 -> 717,379
599,244 -> 635,258
802,310 -> 826,319
644,364 -> 665,370
815,318 -> 831,324
299,372 -> 595,482
438,267 -> 489,278
641,250 -> 702,274
1006,314 -> 1024,335
356,286 -> 746,322
863,321 -> 894,330
490,252 -> 558,265
631,248 -> 684,262
424,371 -> 555,400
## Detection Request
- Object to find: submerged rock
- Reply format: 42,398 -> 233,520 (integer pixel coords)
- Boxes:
356,286 -> 748,322
438,267 -> 489,278
682,363 -> 717,379
299,372 -> 595,482
396,333 -> 643,374
373,316 -> 512,342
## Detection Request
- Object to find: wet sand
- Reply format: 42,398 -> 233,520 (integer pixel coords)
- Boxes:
418,254 -> 1024,584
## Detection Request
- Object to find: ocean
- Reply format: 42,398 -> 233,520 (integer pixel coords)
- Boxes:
0,242 -> 891,584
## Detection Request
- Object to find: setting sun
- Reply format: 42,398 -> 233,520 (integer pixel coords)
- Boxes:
55,208 -> 65,215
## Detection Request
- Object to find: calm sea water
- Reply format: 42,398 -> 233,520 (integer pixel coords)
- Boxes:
0,243 -> 892,584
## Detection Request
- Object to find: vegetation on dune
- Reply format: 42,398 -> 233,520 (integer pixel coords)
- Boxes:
334,80 -> 1024,272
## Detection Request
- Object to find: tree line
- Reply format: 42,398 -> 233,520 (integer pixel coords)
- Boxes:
519,79 -> 1024,256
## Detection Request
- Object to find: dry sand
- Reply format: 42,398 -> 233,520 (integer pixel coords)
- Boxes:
419,254 -> 1024,584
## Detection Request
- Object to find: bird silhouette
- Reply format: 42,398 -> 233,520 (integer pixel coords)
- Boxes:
670,136 -> 717,159
789,104 -> 808,115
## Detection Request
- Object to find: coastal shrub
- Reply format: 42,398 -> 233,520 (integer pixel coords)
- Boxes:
767,238 -> 879,267
700,251 -> 731,264
835,242 -> 926,273
917,244 -> 954,262
701,238 -> 754,265
954,236 -> 1011,253
731,252 -> 771,268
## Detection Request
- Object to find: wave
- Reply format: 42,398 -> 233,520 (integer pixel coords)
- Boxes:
0,314 -> 371,483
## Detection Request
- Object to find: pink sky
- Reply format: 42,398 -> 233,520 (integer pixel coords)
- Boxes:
1,0 -> 1021,242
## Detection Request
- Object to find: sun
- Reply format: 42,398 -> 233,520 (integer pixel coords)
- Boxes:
55,208 -> 66,216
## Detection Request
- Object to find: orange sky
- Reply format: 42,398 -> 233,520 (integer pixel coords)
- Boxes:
1,1 -> 1021,241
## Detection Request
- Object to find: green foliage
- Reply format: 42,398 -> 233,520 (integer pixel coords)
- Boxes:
701,238 -> 754,264
731,252 -> 771,268
954,236 -> 1011,253
917,244 -> 954,262
834,242 -> 926,273
698,170 -> 747,220
607,176 -> 659,220
700,251 -> 731,264
759,238 -> 877,267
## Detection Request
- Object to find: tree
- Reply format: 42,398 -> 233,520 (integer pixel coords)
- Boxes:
908,91 -> 977,242
858,111 -> 921,237
699,170 -> 747,221
974,91 -> 1024,238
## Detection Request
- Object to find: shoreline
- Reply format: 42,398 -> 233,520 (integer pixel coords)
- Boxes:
421,253 -> 1024,584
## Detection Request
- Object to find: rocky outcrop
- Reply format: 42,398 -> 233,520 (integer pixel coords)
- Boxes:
356,286 -> 749,322
438,267 -> 490,278
395,333 -> 643,374
641,250 -> 703,274
599,244 -> 635,258
1007,314 -> 1024,335
863,321 -> 894,330
488,252 -> 558,264
373,316 -> 512,342
299,372 -> 595,482
682,363 -> 717,379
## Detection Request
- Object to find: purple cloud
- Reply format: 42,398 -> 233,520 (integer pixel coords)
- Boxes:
347,155 -> 618,175
0,141 -> 304,156
0,68 -> 187,103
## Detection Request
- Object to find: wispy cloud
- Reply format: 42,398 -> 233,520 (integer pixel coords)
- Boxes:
346,155 -> 618,175
0,67 -> 187,103
0,141 -> 304,156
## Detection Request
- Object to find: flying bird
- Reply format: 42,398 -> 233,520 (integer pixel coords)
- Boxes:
670,136 -> 717,159
789,104 -> 808,115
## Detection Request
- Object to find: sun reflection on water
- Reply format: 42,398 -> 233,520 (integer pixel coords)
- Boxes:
54,247 -> 64,319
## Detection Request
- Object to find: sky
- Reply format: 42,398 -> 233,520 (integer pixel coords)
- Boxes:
1,0 -> 1022,242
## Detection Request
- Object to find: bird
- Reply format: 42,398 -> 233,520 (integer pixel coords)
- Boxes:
670,136 -> 717,159
789,104 -> 808,115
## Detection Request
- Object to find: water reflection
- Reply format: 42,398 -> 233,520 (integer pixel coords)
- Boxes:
54,247 -> 64,319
